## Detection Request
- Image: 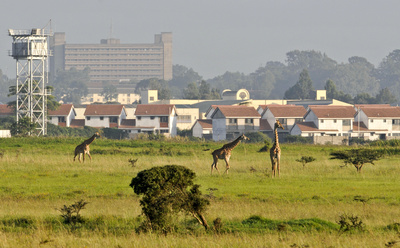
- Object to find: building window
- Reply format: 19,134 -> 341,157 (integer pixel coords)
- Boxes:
150,116 -> 155,120
371,119 -> 374,123
334,120 -> 337,123
100,116 -> 104,121
245,118 -> 253,124
278,118 -> 287,124
109,117 -> 118,123
160,116 -> 168,122
177,115 -> 191,123
229,118 -> 237,124
137,116 -> 141,120
150,96 -> 154,101
383,119 -> 387,123
160,129 -> 169,133
58,117 -> 65,122
320,120 -> 324,123
86,117 -> 91,121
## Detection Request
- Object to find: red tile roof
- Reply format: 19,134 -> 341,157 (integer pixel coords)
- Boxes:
212,106 -> 260,118
84,104 -> 124,116
360,106 -> 400,118
196,119 -> 212,129
265,105 -> 306,118
308,105 -> 356,118
0,105 -> 13,116
135,104 -> 176,116
48,104 -> 74,116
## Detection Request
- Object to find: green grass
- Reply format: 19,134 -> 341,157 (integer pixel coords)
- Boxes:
1,137 -> 400,247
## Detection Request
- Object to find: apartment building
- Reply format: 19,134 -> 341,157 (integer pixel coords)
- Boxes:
50,32 -> 172,83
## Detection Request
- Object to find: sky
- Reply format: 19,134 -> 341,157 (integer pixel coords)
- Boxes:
1,0 -> 400,80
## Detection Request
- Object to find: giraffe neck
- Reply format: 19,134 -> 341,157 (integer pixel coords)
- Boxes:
274,128 -> 280,148
84,134 -> 97,145
224,136 -> 242,151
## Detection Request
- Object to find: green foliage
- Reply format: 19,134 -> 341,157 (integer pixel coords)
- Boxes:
284,69 -> 315,100
241,215 -> 337,232
46,123 -> 99,137
330,149 -> 384,172
52,67 -> 90,104
102,128 -> 129,139
10,117 -> 36,137
101,84 -> 118,102
286,135 -> 313,144
337,214 -> 365,233
58,199 -> 88,225
244,132 -> 270,143
296,156 -> 316,168
135,78 -> 171,100
130,165 -> 210,232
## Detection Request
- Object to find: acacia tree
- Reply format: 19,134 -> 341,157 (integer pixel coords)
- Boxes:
130,165 -> 209,233
330,149 -> 384,172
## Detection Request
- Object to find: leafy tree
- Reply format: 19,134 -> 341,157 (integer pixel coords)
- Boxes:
332,57 -> 379,97
135,78 -> 171,100
52,67 -> 90,104
376,50 -> 400,102
375,87 -> 397,104
130,165 -> 210,232
353,92 -> 375,104
101,84 -> 118,102
330,149 -> 384,172
296,156 -> 316,168
169,65 -> 202,98
183,82 -> 200,99
284,69 -> 315,99
324,79 -> 352,102
8,84 -> 60,112
10,117 -> 36,137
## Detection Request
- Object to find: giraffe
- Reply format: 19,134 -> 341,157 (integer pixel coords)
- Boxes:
270,120 -> 284,177
210,133 -> 249,174
74,132 -> 100,162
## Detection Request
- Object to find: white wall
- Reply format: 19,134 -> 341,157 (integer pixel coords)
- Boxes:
212,118 -> 226,141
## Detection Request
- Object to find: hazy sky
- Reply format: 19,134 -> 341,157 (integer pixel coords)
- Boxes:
1,0 -> 400,79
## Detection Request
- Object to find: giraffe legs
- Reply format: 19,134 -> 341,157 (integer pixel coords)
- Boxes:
224,156 -> 230,174
211,157 -> 220,174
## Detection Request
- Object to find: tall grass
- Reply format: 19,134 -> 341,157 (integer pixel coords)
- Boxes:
1,137 -> 400,247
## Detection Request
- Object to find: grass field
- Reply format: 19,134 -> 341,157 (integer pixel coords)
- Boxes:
1,137 -> 400,247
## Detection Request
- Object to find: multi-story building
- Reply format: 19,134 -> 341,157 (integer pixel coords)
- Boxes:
49,32 -> 172,83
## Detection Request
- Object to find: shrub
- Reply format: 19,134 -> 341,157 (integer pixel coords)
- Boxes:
130,165 -> 210,233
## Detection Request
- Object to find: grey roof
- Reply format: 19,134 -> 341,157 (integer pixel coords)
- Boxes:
189,100 -> 247,113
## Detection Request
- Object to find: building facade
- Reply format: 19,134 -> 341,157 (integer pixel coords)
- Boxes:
50,32 -> 172,83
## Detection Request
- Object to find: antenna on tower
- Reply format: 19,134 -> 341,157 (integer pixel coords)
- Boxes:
109,19 -> 113,39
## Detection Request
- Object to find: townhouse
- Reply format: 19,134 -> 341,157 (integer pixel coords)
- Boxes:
210,105 -> 260,141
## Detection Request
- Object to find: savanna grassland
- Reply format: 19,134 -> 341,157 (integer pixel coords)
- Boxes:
1,136 -> 400,248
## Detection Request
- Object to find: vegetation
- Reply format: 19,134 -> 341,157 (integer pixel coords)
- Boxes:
296,156 -> 316,168
1,136 -> 400,247
130,165 -> 210,232
9,117 -> 36,137
330,149 -> 384,172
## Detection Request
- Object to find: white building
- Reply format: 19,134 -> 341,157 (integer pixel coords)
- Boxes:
84,104 -> 127,128
211,105 -> 260,141
48,104 -> 76,127
134,104 -> 178,137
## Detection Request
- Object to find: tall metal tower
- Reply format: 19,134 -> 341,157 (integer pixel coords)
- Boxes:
8,28 -> 52,136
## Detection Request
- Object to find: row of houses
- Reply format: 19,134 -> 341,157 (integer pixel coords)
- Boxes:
2,88 -> 400,142
42,102 -> 400,142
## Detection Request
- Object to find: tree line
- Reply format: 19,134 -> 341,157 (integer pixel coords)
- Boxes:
2,49 -> 400,105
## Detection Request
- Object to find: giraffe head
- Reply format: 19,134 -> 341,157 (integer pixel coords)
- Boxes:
240,134 -> 250,141
275,120 -> 284,130
94,132 -> 101,138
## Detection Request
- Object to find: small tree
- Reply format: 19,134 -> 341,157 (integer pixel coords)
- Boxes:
130,165 -> 210,233
9,117 -> 36,137
296,156 -> 316,168
330,149 -> 384,172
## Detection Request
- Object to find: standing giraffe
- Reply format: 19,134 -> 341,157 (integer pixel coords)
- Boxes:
210,134 -> 249,174
74,132 -> 100,162
270,120 -> 284,177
